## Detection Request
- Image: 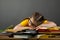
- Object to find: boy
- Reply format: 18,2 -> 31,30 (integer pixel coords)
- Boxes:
6,12 -> 57,32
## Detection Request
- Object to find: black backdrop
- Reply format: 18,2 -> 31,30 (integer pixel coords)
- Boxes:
0,0 -> 60,29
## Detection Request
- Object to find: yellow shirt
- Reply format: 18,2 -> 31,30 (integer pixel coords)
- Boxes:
20,18 -> 48,27
43,20 -> 48,24
20,19 -> 29,26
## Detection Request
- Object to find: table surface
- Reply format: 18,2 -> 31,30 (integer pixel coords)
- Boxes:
0,35 -> 60,40
0,38 -> 60,40
0,32 -> 60,40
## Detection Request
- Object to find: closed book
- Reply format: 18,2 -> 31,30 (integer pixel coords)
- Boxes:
14,35 -> 32,38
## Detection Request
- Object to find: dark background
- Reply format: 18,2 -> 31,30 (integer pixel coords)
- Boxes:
0,0 -> 60,29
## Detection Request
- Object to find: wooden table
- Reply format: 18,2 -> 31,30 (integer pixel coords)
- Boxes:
0,35 -> 60,40
0,37 -> 60,40
0,32 -> 60,40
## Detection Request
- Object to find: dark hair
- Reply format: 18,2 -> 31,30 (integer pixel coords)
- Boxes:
32,12 -> 45,21
31,12 -> 45,26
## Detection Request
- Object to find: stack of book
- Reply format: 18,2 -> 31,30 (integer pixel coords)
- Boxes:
13,30 -> 38,38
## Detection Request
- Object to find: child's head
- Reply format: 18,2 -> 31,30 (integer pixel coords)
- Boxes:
29,12 -> 45,27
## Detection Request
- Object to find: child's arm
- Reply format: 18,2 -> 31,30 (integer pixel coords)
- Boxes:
36,21 -> 57,30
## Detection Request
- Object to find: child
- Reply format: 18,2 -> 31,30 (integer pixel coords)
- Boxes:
6,12 -> 57,32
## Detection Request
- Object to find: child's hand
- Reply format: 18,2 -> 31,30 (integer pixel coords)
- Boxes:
28,27 -> 35,30
36,26 -> 48,30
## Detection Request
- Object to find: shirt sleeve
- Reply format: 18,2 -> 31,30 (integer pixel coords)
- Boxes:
20,19 -> 29,26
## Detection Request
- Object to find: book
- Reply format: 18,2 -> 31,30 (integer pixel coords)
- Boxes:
14,35 -> 32,38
